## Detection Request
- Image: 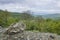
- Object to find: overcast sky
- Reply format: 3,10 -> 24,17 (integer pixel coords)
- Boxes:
0,0 -> 60,14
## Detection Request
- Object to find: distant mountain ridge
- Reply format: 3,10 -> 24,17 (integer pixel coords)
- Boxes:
41,13 -> 60,19
10,12 -> 60,19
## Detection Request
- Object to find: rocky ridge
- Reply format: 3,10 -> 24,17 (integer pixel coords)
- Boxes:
0,22 -> 60,40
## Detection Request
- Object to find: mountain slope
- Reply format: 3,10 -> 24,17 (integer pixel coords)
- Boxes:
42,14 -> 60,19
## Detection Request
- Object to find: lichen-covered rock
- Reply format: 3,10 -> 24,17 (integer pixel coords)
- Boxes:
4,22 -> 26,35
24,31 -> 58,40
0,22 -> 60,40
1,22 -> 26,40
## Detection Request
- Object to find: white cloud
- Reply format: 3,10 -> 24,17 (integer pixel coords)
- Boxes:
0,3 -> 30,12
23,0 -> 53,6
0,0 -> 60,14
56,1 -> 60,7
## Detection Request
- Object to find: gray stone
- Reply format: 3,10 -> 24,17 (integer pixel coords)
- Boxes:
4,22 -> 26,35
0,22 -> 60,40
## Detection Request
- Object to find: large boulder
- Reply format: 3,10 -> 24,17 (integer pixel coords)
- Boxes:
4,22 -> 26,35
2,22 -> 26,40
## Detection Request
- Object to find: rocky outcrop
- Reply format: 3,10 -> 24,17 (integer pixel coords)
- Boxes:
2,22 -> 26,40
4,22 -> 26,35
0,22 -> 60,40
